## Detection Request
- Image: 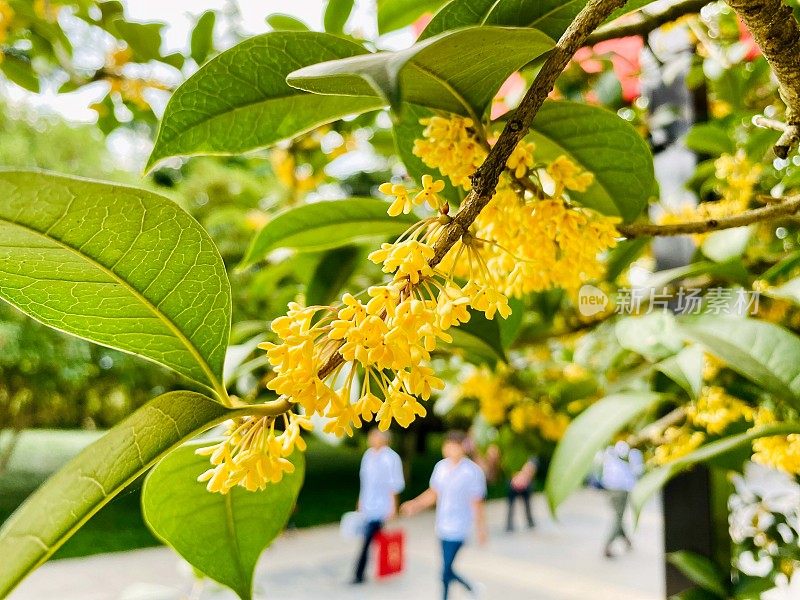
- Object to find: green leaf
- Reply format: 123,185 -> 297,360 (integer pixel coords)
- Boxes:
378,0 -> 449,34
667,551 -> 729,598
656,345 -> 704,400
0,170 -> 230,397
143,443 -> 305,600
678,315 -> 800,405
240,199 -> 417,269
631,424 -> 800,517
761,250 -> 800,283
528,101 -> 654,221
287,26 -> 555,117
147,32 -> 382,171
266,14 -> 311,31
684,123 -> 734,156
306,246 -> 361,307
325,0 -> 355,33
190,10 -> 216,65
644,260 -> 750,290
0,391 -> 236,598
448,308 -> 508,363
113,19 -> 165,63
761,277 -> 800,305
421,0 -> 656,41
545,392 -> 664,512
615,312 -> 684,362
605,237 -> 650,282
1,56 -> 40,92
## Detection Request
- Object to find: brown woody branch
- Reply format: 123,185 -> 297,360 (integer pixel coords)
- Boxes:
728,0 -> 800,158
586,0 -> 710,45
617,194 -> 800,237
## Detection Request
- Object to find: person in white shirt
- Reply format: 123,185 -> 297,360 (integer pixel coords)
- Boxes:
401,430 -> 487,600
352,428 -> 405,584
600,441 -> 644,558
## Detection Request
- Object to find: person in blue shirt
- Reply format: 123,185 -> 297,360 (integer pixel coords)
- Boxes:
352,428 -> 404,584
600,441 -> 644,558
401,430 -> 487,600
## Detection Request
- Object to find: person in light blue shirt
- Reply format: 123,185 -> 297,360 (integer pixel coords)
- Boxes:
401,431 -> 487,600
352,428 -> 404,584
600,441 -> 644,558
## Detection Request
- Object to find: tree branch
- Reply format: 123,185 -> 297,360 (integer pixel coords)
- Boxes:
586,0 -> 710,45
313,0 -> 628,381
617,194 -> 800,237
429,0 -> 628,267
728,0 -> 800,158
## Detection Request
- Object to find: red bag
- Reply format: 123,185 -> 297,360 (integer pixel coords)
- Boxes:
375,528 -> 405,578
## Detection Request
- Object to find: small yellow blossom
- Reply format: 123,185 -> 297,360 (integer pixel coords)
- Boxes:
547,155 -> 595,193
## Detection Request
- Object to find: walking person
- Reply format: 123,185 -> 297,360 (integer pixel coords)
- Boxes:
600,441 -> 644,558
351,428 -> 405,584
401,431 -> 487,600
506,456 -> 538,532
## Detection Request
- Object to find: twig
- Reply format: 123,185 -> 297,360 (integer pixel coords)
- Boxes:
586,0 -> 710,45
617,194 -> 800,237
629,407 -> 687,446
728,0 -> 800,158
753,115 -> 800,158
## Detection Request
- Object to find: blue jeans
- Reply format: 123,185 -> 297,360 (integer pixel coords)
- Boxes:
353,520 -> 383,582
441,538 -> 472,600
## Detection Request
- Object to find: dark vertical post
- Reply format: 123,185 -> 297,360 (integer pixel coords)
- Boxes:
662,467 -> 713,595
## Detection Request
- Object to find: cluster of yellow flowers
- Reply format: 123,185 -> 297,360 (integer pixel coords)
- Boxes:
459,366 -> 521,425
197,412 -> 312,493
658,150 -> 760,242
200,113 -> 621,493
687,385 -> 754,435
652,386 -> 754,465
414,116 -> 619,296
457,366 -> 569,440
413,116 -> 486,189
751,407 -> 800,475
509,401 -> 570,440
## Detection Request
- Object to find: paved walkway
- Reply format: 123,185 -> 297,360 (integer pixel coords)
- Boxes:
10,490 -> 664,600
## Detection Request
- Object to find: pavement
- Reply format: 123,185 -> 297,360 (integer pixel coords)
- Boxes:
9,490 -> 664,600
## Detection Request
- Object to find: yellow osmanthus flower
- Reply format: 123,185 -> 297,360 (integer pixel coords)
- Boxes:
0,0 -> 14,44
413,116 -> 486,189
506,140 -> 536,178
459,366 -> 520,425
652,425 -> 706,465
751,408 -> 800,475
379,174 -> 444,217
546,155 -> 595,195
509,401 -> 570,440
715,150 -> 761,206
687,386 -> 754,435
196,412 -> 312,494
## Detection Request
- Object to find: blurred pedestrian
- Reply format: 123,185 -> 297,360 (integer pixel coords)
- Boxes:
506,456 -> 538,531
600,441 -> 644,558
401,430 -> 487,600
351,428 -> 404,584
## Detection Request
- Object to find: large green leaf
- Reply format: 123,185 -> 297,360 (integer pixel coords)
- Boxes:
545,392 -> 664,512
630,424 -> 800,517
146,32 -> 382,171
287,26 -> 555,118
378,0 -> 449,33
615,312 -> 684,362
421,0 -> 656,40
528,101 -> 654,221
678,315 -> 800,405
656,345 -> 704,400
143,443 -> 305,600
0,392 -> 237,598
306,246 -> 361,307
240,199 -> 417,269
0,170 -> 230,397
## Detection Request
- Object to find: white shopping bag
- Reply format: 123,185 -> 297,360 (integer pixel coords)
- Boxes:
340,511 -> 367,539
